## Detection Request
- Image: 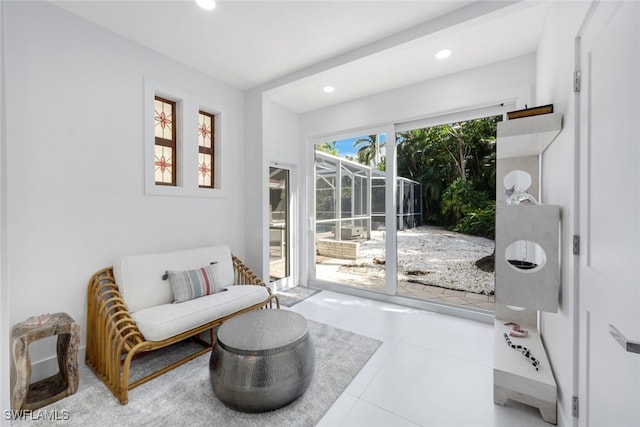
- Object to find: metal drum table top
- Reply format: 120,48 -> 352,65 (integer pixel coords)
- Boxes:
216,309 -> 309,354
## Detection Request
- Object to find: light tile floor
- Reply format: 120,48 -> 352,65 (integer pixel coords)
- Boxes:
288,290 -> 548,427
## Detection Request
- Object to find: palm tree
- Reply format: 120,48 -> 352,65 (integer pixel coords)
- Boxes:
353,134 -> 384,169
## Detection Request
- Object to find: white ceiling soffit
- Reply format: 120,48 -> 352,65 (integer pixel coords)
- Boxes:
50,1 -> 546,114
268,2 -> 547,113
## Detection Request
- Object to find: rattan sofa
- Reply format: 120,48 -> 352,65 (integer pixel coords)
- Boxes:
86,245 -> 279,404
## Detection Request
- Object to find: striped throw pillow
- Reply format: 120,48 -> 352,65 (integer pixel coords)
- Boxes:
166,263 -> 222,303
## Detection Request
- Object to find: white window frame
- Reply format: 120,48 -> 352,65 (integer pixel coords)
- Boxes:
144,77 -> 226,197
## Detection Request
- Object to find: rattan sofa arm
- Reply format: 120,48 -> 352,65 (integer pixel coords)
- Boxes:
86,268 -> 145,371
232,255 -> 266,286
231,255 -> 280,308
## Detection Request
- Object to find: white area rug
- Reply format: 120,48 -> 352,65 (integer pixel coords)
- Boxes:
12,320 -> 381,427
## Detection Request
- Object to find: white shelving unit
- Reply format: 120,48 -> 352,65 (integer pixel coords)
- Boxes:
493,112 -> 562,425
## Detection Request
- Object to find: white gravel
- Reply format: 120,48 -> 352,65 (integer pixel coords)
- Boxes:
338,225 -> 496,295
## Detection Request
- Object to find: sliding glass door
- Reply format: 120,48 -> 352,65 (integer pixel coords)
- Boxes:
394,117 -> 498,311
309,115 -> 499,314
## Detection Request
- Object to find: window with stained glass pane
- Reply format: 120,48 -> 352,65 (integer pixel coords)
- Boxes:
154,96 -> 176,185
198,111 -> 215,188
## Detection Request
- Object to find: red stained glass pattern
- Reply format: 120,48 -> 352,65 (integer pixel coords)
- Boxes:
155,96 -> 177,186
198,111 -> 215,188
155,146 -> 174,184
198,153 -> 212,187
154,99 -> 174,139
199,113 -> 212,148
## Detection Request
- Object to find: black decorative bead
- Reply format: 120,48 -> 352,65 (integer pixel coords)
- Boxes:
503,327 -> 540,371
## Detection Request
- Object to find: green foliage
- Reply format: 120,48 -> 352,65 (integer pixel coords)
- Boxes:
396,115 -> 500,238
441,178 -> 495,238
452,202 -> 495,239
316,141 -> 339,156
440,178 -> 489,222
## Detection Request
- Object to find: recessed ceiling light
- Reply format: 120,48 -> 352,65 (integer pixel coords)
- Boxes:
435,49 -> 452,60
323,86 -> 335,93
196,0 -> 216,11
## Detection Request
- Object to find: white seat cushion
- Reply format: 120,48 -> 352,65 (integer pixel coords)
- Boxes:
113,245 -> 236,313
131,285 -> 270,342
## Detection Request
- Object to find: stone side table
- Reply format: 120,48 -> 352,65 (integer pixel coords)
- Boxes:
10,312 -> 80,412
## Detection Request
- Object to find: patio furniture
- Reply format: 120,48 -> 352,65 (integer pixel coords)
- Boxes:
209,309 -> 315,412
10,312 -> 80,412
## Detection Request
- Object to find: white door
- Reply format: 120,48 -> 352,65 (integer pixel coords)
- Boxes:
579,1 -> 640,425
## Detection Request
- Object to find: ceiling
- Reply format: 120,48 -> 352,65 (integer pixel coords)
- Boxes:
51,0 -> 547,113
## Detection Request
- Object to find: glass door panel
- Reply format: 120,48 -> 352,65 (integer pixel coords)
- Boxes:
395,117 -> 498,311
314,135 -> 387,293
269,167 -> 289,281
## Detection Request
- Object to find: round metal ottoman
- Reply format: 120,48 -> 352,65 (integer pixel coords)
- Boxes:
209,309 -> 315,413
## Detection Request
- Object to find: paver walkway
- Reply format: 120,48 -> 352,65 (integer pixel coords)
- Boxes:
316,257 -> 495,311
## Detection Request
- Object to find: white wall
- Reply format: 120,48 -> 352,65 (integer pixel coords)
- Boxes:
264,100 -> 301,166
4,1 -> 246,374
244,96 -> 302,283
243,90 -> 266,278
262,100 -> 301,282
300,53 -> 537,140
536,2 -> 591,426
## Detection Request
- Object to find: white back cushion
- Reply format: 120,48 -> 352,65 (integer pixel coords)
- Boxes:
113,245 -> 235,313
